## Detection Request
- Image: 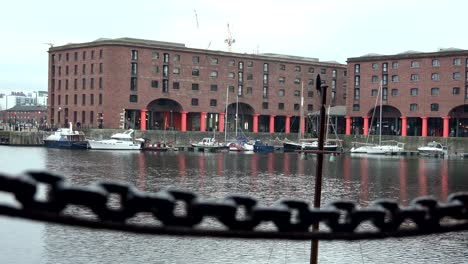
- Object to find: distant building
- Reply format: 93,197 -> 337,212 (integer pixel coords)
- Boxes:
0,105 -> 47,127
346,48 -> 468,137
47,37 -> 347,133
0,91 -> 48,111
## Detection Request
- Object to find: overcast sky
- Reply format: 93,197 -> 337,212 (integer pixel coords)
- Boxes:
1,0 -> 467,93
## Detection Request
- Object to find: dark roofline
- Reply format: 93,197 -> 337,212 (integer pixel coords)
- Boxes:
49,37 -> 346,67
5,105 -> 47,112
347,49 -> 468,62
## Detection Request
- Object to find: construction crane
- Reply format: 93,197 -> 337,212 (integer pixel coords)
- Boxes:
224,23 -> 235,52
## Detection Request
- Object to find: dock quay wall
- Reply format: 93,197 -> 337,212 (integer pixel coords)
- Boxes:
1,129 -> 468,153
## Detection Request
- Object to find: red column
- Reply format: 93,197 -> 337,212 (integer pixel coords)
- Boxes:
363,116 -> 369,136
345,116 -> 351,135
140,109 -> 147,131
253,114 -> 259,133
269,115 -> 275,133
401,116 -> 407,137
218,113 -> 225,133
421,116 -> 427,137
181,111 -> 187,132
285,115 -> 291,134
200,112 -> 206,132
443,116 -> 450,138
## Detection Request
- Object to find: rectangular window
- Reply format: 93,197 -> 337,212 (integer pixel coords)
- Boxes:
247,74 -> 253,80
410,61 -> 420,68
355,76 -> 360,86
294,78 -> 301,84
192,69 -> 200,76
210,71 -> 218,78
431,87 -> 439,96
152,65 -> 159,74
294,104 -> 300,111
173,82 -> 180,90
392,75 -> 399,82
354,88 -> 360,99
278,89 -> 285,97
246,87 -> 252,95
453,87 -> 460,95
229,86 -> 235,93
431,103 -> 439,111
278,103 -> 284,110
228,72 -> 235,79
99,94 -> 102,105
453,72 -> 461,80
131,50 -> 138,60
210,57 -> 218,64
90,94 -> 94,105
210,84 -> 218,91
382,63 -> 388,72
263,63 -> 268,72
262,102 -> 268,109
74,79 -> 78,90
74,94 -> 78,105
454,58 -> 462,65
308,91 -> 314,98
99,63 -> 103,73
392,62 -> 399,69
192,56 -> 200,63
74,65 -> 78,75
372,63 -> 378,69
130,95 -> 138,103
320,68 -> 326,74
391,89 -> 398,96
410,74 -> 419,81
191,98 -> 198,106
82,94 -> 86,106
192,83 -> 199,90
90,78 -> 94,89
82,64 -> 86,74
371,89 -> 378,96
65,94 -> 69,105
99,49 -> 103,59
372,76 -> 379,83
247,61 -> 253,67
239,62 -> 244,71
162,79 -> 168,93
90,111 -> 94,125
131,63 -> 137,75
99,77 -> 102,89
263,86 -> 268,99
91,64 -> 94,74
151,80 -> 158,88
130,77 -> 137,91
173,54 -> 180,61
210,99 -> 217,106
279,77 -> 285,84
163,65 -> 168,77
82,78 -> 86,89
354,64 -> 360,73
353,104 -> 360,111
294,66 -> 301,72
228,59 -> 235,66
173,68 -> 180,75
432,59 -> 440,67
82,111 -> 86,124
280,64 -> 286,70
91,50 -> 95,59
431,73 -> 440,80
163,53 -> 169,63
294,90 -> 300,97
411,88 -> 418,96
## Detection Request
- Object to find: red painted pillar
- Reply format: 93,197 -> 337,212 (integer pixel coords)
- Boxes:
363,116 -> 369,136
200,112 -> 206,132
285,115 -> 291,134
218,113 -> 225,133
140,109 -> 147,131
253,114 -> 259,133
443,116 -> 450,138
269,115 -> 275,133
421,117 -> 427,137
345,116 -> 351,135
401,116 -> 407,137
181,111 -> 187,132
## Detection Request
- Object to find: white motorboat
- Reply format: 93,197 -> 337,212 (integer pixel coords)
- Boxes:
191,137 -> 225,151
43,122 -> 88,149
417,141 -> 448,157
87,129 -> 144,150
351,140 -> 405,154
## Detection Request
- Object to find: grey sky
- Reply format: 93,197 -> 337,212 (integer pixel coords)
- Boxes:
1,0 -> 466,93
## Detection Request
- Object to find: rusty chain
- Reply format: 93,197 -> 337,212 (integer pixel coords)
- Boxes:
0,171 -> 467,240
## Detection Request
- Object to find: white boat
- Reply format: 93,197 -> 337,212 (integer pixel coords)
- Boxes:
350,82 -> 404,155
43,122 -> 88,149
191,137 -> 225,151
417,141 -> 448,157
87,129 -> 144,150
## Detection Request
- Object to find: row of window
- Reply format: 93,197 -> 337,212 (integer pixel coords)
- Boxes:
354,71 -> 466,86
57,110 -> 101,126
56,93 -> 103,106
354,86 -> 468,100
131,49 -> 335,75
353,103 -> 442,112
51,77 -> 103,91
51,63 -> 104,77
52,50 -> 103,64
355,58 -> 468,73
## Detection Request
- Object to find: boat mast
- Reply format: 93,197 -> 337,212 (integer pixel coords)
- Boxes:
299,81 -> 304,141
224,86 -> 229,142
379,81 -> 383,145
235,94 -> 239,138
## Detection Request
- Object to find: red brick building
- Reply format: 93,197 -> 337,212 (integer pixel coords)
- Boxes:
346,49 -> 468,138
47,38 -> 347,134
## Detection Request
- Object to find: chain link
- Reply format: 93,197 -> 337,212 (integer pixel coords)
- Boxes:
0,171 -> 467,240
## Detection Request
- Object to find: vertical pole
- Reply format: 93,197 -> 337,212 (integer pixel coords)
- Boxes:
310,77 -> 328,264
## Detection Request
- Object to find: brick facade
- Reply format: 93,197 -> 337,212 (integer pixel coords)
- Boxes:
48,38 -> 347,133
